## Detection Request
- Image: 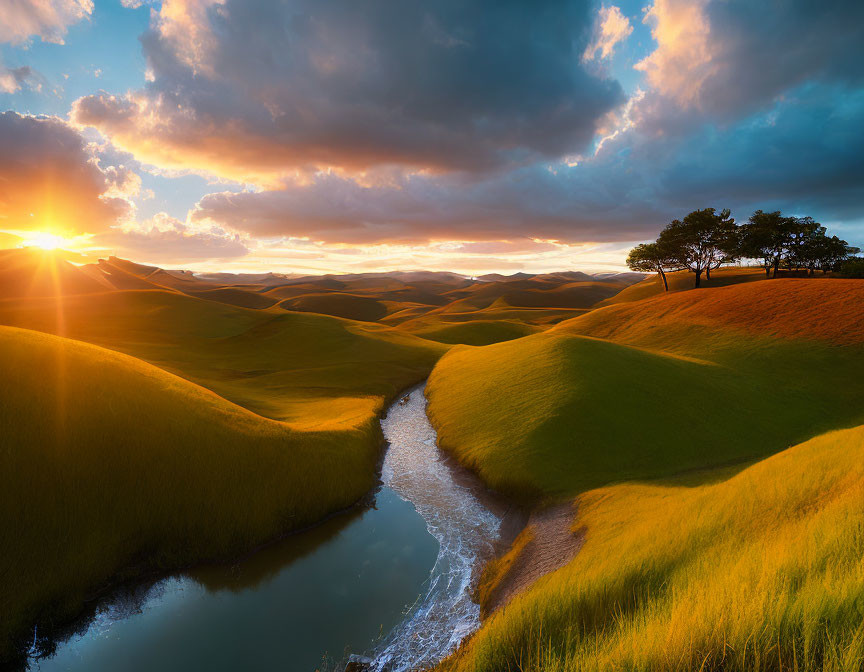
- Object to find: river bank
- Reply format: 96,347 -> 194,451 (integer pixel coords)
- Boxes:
21,385 -> 523,672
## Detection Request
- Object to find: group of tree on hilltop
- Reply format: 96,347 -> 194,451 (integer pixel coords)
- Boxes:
627,209 -> 861,290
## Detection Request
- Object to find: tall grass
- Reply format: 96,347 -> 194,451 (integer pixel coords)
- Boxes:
441,425 -> 864,671
426,280 -> 864,499
595,266 -> 791,308
0,303 -> 445,661
0,288 -> 446,424
428,279 -> 864,671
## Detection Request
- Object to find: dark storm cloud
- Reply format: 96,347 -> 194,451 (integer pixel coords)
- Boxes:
68,0 -> 864,252
72,0 -> 624,180
635,0 -> 864,132
193,81 -> 864,246
658,84 -> 864,221
705,0 -> 864,114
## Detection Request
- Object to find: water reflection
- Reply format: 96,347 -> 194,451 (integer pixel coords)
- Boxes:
26,385 -> 504,672
28,489 -> 437,672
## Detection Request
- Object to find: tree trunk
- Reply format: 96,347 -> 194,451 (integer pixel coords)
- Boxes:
773,257 -> 781,279
705,266 -> 711,281
765,265 -> 771,277
694,269 -> 702,288
659,268 -> 668,292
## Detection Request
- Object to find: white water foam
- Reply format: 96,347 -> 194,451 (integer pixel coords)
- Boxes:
366,385 -> 503,671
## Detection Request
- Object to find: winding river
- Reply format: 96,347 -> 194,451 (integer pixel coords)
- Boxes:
28,385 -> 504,672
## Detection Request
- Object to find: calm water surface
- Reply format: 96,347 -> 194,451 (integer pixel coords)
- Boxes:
28,386 -> 502,672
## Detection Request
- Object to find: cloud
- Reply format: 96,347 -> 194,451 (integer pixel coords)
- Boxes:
0,63 -> 44,94
100,165 -> 142,199
634,0 -> 713,107
584,5 -> 633,62
0,111 -> 129,235
92,212 -> 250,263
0,0 -> 93,45
50,0 -> 864,266
634,0 -> 864,124
452,240 -> 561,255
190,81 -> 864,249
72,0 -> 624,183
656,84 -> 864,221
190,159 -> 670,246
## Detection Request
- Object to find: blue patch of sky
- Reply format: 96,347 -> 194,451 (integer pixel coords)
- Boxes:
1,1 -> 150,117
137,172 -> 247,223
0,1 -> 246,224
602,0 -> 652,94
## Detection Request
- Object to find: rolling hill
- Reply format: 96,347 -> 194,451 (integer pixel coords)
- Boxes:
440,422 -> 864,671
0,287 -> 445,424
0,249 -> 108,298
0,266 -> 447,660
430,277 -> 864,671
595,266 -> 787,307
277,292 -> 389,322
0,325 -> 411,661
0,250 -> 642,348
426,278 -> 864,499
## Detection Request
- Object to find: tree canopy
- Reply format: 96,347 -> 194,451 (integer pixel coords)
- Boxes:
626,242 -> 679,291
657,208 -> 738,288
630,208 -> 858,289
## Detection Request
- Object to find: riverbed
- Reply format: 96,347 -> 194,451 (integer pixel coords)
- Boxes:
28,385 -> 504,672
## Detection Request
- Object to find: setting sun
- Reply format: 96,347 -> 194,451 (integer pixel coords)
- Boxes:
19,231 -> 74,251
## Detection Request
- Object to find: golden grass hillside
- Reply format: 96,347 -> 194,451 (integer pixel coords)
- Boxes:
561,278 -> 864,348
0,288 -> 446,424
0,249 -> 107,298
0,284 -> 447,661
391,307 -> 587,346
440,423 -> 864,672
0,326 -> 399,661
426,279 -> 864,499
380,276 -> 629,345
278,291 -> 389,322
395,318 -> 541,346
595,266 -> 791,307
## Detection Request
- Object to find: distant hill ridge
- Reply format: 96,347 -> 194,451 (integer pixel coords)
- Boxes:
0,249 -> 645,339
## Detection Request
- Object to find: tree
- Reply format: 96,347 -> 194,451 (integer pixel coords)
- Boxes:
839,256 -> 864,278
657,208 -> 737,288
801,234 -> 858,275
627,242 -> 678,291
737,210 -> 792,278
786,216 -> 824,272
739,211 -> 857,277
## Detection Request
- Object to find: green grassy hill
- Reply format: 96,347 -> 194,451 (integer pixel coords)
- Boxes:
433,278 -> 864,672
0,288 -> 445,423
595,266 -> 784,307
186,287 -> 279,309
0,285 -> 447,660
277,291 -> 389,322
426,279 -> 864,499
0,249 -> 108,298
440,422 -> 864,671
398,319 -> 540,346
0,326 -> 403,661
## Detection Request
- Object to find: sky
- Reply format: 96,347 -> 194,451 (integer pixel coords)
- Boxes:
1,0 -> 862,275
